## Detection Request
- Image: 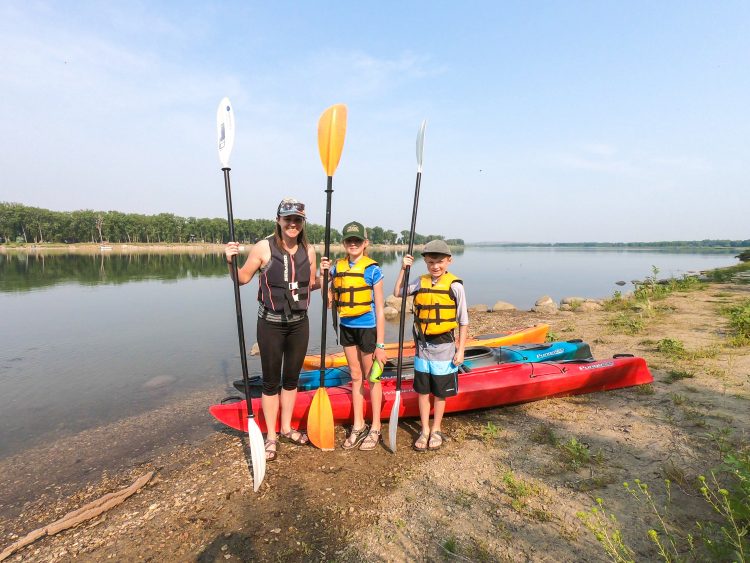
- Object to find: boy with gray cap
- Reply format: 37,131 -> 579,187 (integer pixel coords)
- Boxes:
393,239 -> 468,451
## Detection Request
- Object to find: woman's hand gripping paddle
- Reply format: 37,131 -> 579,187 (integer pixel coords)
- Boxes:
217,97 -> 266,491
388,120 -> 427,453
307,104 -> 348,451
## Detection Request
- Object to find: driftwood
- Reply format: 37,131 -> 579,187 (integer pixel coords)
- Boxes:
0,471 -> 154,561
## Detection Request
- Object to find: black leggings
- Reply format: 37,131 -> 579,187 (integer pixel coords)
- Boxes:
257,316 -> 309,395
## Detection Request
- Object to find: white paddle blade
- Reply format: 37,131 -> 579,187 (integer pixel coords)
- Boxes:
216,97 -> 236,168
388,391 -> 401,452
416,119 -> 427,173
247,418 -> 266,492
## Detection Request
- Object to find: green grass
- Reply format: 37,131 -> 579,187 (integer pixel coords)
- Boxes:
560,437 -> 591,470
670,393 -> 687,405
664,369 -> 695,384
531,424 -> 559,445
635,383 -> 656,395
655,338 -> 719,360
481,421 -> 502,442
502,471 -> 532,499
609,312 -> 646,335
706,261 -> 750,283
441,537 -> 458,555
656,337 -> 686,358
722,299 -> 750,345
603,266 -> 708,336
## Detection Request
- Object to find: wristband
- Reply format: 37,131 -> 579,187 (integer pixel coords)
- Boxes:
375,343 -> 385,349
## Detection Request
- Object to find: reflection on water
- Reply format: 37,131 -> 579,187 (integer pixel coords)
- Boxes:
0,250 -> 407,293
0,247 -> 739,459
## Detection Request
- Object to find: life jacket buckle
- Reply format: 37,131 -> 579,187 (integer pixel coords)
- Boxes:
288,281 -> 299,290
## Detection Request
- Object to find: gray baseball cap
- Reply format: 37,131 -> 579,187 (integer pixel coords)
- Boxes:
421,239 -> 451,256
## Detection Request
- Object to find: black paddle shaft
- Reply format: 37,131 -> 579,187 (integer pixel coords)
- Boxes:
395,170 -> 422,391
223,167 -> 255,418
318,176 -> 334,385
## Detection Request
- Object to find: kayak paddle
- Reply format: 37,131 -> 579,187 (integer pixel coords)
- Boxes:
388,119 -> 426,453
217,97 -> 266,491
307,103 -> 348,451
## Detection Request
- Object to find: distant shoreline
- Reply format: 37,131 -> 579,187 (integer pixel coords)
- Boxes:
0,242 -> 415,254
0,242 -> 745,254
468,243 -> 749,250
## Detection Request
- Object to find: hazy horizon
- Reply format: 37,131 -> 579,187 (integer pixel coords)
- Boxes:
1,2 -> 748,242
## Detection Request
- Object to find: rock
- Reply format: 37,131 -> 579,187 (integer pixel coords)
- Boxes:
615,280 -> 627,286
532,304 -> 558,314
385,294 -> 401,309
384,306 -> 399,321
560,297 -> 585,305
532,295 -> 558,314
250,342 -> 260,356
535,295 -> 555,307
385,294 -> 413,312
559,304 -> 572,311
579,301 -> 603,312
467,304 -> 488,312
491,301 -> 516,312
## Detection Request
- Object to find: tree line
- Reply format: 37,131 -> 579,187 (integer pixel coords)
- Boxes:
0,203 -> 464,246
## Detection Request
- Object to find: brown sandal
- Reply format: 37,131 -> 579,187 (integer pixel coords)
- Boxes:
342,424 -> 370,450
359,429 -> 381,451
279,429 -> 309,446
428,431 -> 445,450
413,432 -> 429,452
264,439 -> 278,461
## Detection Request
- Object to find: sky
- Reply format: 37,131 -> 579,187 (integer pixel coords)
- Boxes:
1,1 -> 748,243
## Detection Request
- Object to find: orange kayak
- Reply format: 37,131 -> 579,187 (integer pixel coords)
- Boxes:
301,324 -> 550,369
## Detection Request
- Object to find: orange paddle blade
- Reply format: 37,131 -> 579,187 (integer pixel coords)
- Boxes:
317,104 -> 348,176
307,388 -> 335,451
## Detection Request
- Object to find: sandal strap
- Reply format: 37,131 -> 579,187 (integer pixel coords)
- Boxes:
345,425 -> 368,443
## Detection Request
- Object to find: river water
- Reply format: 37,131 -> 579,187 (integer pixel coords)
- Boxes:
0,247 -> 739,459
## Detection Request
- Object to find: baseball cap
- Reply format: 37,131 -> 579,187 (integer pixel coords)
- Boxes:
277,198 -> 306,218
421,239 -> 452,256
341,221 -> 367,240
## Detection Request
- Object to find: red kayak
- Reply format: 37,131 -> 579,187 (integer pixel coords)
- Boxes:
209,356 -> 653,432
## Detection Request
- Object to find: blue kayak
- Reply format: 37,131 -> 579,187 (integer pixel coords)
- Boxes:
233,340 -> 593,395
495,340 -> 593,363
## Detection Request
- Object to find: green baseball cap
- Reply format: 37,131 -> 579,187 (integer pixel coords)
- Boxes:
342,221 -> 367,240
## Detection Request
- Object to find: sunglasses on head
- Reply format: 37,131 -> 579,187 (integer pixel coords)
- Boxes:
279,201 -> 305,214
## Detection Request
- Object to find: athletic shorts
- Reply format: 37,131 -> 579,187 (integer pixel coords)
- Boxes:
413,339 -> 459,398
339,325 -> 377,353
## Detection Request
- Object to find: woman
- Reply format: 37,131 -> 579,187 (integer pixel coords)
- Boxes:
225,197 -> 321,461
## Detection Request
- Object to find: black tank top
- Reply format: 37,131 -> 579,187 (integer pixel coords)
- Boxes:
257,235 -> 311,315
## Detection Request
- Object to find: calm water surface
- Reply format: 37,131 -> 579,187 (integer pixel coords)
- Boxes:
0,247 -> 738,458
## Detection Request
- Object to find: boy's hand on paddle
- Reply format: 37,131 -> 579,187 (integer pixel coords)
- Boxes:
402,254 -> 414,270
319,257 -> 331,271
